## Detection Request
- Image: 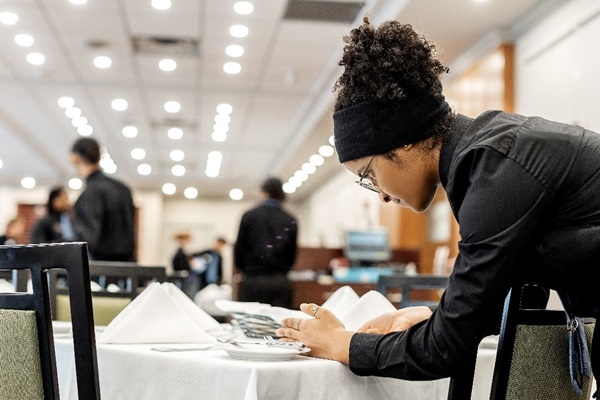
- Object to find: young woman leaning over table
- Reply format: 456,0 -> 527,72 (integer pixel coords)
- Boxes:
276,16 -> 600,395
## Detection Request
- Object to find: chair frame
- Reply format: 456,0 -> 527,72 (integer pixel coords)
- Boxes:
48,260 -> 166,321
376,274 -> 449,309
448,284 -> 596,400
0,242 -> 101,400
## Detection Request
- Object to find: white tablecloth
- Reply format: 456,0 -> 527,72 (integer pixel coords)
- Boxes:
54,336 -> 497,400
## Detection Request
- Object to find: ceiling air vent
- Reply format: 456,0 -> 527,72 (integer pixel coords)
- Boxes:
131,36 -> 199,57
283,0 -> 364,24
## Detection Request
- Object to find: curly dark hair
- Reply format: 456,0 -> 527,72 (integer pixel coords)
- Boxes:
334,16 -> 455,147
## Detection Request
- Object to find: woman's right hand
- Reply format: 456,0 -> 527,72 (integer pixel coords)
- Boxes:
357,306 -> 432,334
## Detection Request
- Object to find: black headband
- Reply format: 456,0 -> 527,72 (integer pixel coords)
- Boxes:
333,94 -> 450,163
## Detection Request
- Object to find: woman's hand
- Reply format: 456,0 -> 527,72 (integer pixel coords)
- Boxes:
357,306 -> 432,334
276,303 -> 354,364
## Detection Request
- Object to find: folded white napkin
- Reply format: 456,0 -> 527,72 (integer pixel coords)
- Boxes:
322,285 -> 360,316
99,282 -> 220,344
337,290 -> 396,331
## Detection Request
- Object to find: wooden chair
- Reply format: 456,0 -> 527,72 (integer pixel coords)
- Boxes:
49,260 -> 167,325
448,284 -> 596,400
0,242 -> 101,400
376,273 -> 449,309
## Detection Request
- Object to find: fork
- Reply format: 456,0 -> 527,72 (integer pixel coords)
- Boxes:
263,335 -> 305,348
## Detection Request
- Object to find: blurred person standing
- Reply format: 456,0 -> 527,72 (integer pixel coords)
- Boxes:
192,236 -> 227,288
172,232 -> 193,273
30,186 -> 76,244
234,177 -> 298,308
69,137 -> 136,262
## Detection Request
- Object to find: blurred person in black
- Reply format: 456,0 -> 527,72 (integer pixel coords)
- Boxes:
192,236 -> 227,288
70,137 -> 136,262
234,177 -> 298,308
30,186 -> 76,244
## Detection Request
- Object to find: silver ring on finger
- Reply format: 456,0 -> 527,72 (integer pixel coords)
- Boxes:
295,318 -> 301,331
312,305 -> 320,318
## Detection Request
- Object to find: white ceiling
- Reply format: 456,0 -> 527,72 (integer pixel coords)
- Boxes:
0,0 -> 566,203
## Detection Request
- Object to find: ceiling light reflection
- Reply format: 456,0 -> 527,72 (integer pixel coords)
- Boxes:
111,98 -> 128,111
225,44 -> 244,58
122,125 -> 138,138
229,25 -> 249,38
58,97 -> 75,108
159,58 -> 177,71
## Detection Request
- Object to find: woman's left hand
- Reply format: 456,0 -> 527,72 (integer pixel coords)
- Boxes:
276,303 -> 354,364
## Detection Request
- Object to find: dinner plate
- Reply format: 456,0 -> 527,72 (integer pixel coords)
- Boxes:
223,344 -> 310,361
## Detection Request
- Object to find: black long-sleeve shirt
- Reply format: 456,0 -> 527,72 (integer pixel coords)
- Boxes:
350,111 -> 600,379
234,199 -> 298,276
30,212 -> 65,243
72,170 -> 136,261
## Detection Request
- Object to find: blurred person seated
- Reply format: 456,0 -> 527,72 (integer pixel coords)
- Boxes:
30,186 -> 76,244
0,217 -> 26,245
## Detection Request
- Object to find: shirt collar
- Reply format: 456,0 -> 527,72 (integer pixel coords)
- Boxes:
439,114 -> 473,188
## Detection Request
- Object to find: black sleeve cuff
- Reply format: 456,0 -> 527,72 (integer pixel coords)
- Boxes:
349,332 -> 385,376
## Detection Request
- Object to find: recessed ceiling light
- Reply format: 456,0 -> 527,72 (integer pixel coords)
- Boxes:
229,25 -> 249,38
283,182 -> 296,194
329,135 -> 334,146
164,100 -> 181,113
0,12 -> 18,25
289,176 -> 301,187
14,34 -> 34,47
26,52 -> 45,65
302,163 -> 316,174
159,58 -> 177,72
309,154 -> 324,166
122,125 -> 138,138
216,103 -> 233,114
225,44 -> 244,58
211,131 -> 227,142
208,151 -> 223,160
21,177 -> 36,189
93,55 -> 112,69
151,0 -> 172,10
65,107 -> 82,119
131,148 -> 146,160
184,187 -> 198,199
171,164 -> 186,176
167,127 -> 183,140
111,98 -> 128,111
71,116 -> 88,128
213,123 -> 229,134
170,149 -> 184,161
77,125 -> 93,136
223,62 -> 241,74
137,163 -> 152,175
318,145 -> 334,157
58,97 -> 75,108
294,170 -> 309,182
214,114 -> 231,124
0,159 -> 3,169
69,0 -> 88,4
162,183 -> 176,195
68,178 -> 82,190
229,188 -> 244,200
234,1 -> 254,15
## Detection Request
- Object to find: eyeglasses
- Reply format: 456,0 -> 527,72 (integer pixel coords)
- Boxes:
355,155 -> 379,193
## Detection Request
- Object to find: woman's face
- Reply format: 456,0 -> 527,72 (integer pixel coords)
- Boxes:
344,143 -> 441,212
